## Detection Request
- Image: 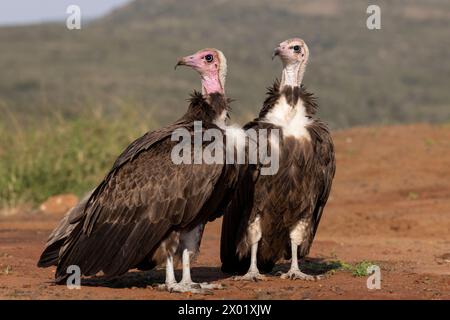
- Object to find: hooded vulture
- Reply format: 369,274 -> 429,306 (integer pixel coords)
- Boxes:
221,38 -> 336,281
38,48 -> 238,293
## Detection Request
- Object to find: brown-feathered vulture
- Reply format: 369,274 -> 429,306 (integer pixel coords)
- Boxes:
38,48 -> 239,293
220,38 -> 336,280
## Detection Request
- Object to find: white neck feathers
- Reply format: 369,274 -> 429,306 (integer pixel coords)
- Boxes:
280,61 -> 306,89
263,95 -> 311,140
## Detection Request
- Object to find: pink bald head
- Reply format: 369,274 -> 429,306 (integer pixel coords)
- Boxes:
176,48 -> 227,95
272,38 -> 309,66
272,38 -> 310,87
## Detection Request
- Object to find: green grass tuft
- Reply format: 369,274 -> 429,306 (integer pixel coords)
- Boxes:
325,260 -> 376,277
351,260 -> 376,277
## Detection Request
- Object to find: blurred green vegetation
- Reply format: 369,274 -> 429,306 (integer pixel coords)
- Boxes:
0,105 -> 154,208
0,0 -> 449,207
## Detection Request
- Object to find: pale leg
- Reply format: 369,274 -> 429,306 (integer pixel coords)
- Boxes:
157,254 -> 178,291
180,248 -> 193,284
279,240 -> 320,280
160,249 -> 222,293
233,242 -> 266,281
178,249 -> 223,291
166,254 -> 176,285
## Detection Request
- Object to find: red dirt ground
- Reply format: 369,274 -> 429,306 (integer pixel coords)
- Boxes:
1,124 -> 449,299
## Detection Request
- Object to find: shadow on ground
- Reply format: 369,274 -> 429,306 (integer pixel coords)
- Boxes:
70,259 -> 339,288
79,266 -> 229,289
271,258 -> 343,276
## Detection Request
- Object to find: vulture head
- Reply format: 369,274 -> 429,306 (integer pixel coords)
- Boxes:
272,38 -> 309,88
176,48 -> 227,95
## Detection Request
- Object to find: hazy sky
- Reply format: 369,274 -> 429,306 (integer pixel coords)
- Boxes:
0,0 -> 132,26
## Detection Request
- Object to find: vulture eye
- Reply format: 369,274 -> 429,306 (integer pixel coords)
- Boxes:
293,45 -> 301,53
205,54 -> 214,63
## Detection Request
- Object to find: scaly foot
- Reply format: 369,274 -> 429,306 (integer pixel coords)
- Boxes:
232,271 -> 267,282
197,282 -> 224,290
156,281 -> 222,294
279,269 -> 322,281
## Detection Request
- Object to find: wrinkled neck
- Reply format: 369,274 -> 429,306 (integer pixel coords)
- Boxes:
201,73 -> 224,95
280,61 -> 306,89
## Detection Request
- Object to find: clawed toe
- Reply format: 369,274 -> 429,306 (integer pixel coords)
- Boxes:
156,281 -> 221,294
155,283 -> 171,291
199,282 -> 224,290
172,283 -> 213,294
232,272 -> 267,282
280,270 -> 321,281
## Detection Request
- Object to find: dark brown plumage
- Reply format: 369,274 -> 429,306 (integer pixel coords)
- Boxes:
221,80 -> 336,276
38,92 -> 238,284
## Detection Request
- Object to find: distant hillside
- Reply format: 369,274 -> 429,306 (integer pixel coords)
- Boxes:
0,0 -> 449,128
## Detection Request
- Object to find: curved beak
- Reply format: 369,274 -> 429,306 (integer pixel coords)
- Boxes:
272,47 -> 281,60
174,57 -> 187,70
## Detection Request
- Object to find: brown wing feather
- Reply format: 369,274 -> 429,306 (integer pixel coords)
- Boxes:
220,121 -> 280,274
37,191 -> 92,267
307,121 -> 336,237
55,133 -> 225,282
220,163 -> 258,274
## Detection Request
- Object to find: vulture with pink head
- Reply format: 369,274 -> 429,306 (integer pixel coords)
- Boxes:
38,48 -> 238,293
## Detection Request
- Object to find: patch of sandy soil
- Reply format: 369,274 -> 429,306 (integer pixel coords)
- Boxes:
0,124 -> 449,299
